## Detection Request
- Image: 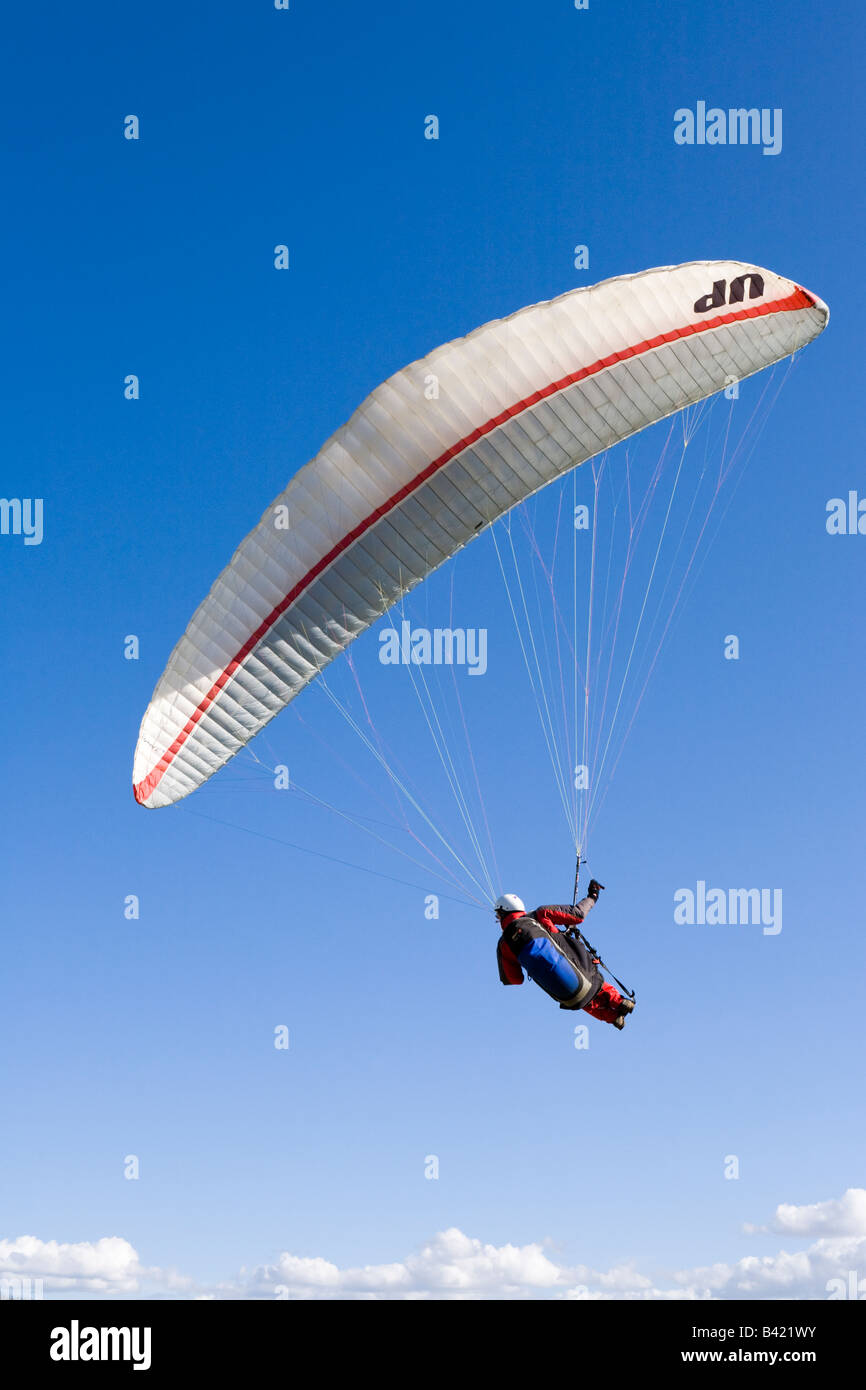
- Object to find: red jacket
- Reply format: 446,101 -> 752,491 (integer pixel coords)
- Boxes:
497,903 -> 585,986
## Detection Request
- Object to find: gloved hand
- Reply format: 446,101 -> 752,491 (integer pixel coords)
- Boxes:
587,878 -> 605,901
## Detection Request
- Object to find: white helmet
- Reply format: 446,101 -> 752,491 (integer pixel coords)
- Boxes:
494,893 -> 525,915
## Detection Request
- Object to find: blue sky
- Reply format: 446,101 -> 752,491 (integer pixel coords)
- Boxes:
2,1 -> 864,1298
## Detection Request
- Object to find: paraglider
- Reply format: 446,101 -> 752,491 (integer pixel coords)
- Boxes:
131,259 -> 828,1025
494,880 -> 634,1027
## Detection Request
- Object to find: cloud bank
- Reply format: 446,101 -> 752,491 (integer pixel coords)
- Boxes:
2,1191 -> 864,1301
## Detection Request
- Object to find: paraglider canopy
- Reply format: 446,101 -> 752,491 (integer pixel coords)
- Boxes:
133,261 -> 828,810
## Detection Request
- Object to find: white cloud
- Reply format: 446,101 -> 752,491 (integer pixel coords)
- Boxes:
245,1228 -> 564,1299
238,1198 -> 866,1300
0,1236 -> 141,1293
0,1235 -> 191,1297
5,1189 -> 866,1301
670,1236 -> 866,1301
769,1189 -> 866,1238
